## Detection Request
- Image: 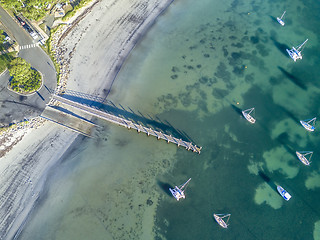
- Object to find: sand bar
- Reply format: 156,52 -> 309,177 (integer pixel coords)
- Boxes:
0,0 -> 174,239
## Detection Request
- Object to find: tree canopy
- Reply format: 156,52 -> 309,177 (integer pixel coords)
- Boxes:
1,0 -> 56,20
8,57 -> 41,93
0,30 -> 6,51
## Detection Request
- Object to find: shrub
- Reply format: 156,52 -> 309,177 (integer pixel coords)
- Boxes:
8,57 -> 42,93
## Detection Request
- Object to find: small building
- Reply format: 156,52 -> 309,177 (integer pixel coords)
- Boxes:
54,10 -> 65,18
56,3 -> 63,9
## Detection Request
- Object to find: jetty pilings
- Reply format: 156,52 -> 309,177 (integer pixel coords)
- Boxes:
50,95 -> 202,154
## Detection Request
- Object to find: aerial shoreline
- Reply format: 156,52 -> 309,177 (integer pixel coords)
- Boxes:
0,0 -> 175,239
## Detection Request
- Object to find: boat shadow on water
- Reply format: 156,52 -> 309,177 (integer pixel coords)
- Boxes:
269,15 -> 278,24
230,104 -> 243,116
274,132 -> 297,158
278,105 -> 301,125
277,66 -> 307,90
157,180 -> 174,197
270,37 -> 290,57
258,171 -> 278,194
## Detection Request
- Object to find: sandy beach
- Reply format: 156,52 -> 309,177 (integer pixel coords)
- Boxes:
0,0 -> 173,239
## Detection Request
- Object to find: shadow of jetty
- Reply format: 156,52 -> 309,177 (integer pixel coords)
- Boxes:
157,180 -> 173,196
278,66 -> 307,90
56,91 -> 191,142
270,37 -> 290,57
49,105 -> 96,124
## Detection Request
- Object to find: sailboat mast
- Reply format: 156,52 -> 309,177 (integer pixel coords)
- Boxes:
281,11 -> 286,19
180,178 -> 191,190
307,117 -> 316,124
297,39 -> 308,51
224,214 -> 230,224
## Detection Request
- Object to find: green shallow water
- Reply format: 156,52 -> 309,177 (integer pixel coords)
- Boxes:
17,0 -> 320,239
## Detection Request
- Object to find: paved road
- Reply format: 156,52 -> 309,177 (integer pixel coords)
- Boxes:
0,6 -> 56,125
0,7 -> 33,45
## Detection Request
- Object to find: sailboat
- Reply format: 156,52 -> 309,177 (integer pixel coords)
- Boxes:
242,108 -> 256,124
300,117 -> 316,132
286,39 -> 308,62
296,151 -> 313,166
277,186 -> 292,201
277,11 -> 286,26
213,213 -> 231,228
169,178 -> 191,201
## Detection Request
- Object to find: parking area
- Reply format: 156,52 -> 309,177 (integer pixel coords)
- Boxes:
15,14 -> 39,40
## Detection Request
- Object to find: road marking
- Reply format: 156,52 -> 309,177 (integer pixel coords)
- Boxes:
19,43 -> 39,50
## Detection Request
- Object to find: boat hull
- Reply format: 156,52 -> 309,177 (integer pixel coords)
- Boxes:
242,112 -> 256,124
277,186 -> 291,201
169,187 -> 185,201
286,49 -> 301,62
300,120 -> 315,132
277,17 -> 285,26
213,214 -> 228,228
296,151 -> 311,166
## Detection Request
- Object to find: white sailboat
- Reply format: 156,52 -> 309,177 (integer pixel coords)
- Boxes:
169,178 -> 191,201
296,151 -> 313,166
213,213 -> 231,228
286,39 -> 308,62
300,117 -> 316,132
242,108 -> 256,124
277,11 -> 286,26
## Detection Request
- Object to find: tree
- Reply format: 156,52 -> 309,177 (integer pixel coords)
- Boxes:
0,30 -> 5,51
0,0 -> 56,20
8,57 -> 41,93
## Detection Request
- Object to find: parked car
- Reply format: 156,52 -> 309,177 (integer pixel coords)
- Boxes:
16,16 -> 25,26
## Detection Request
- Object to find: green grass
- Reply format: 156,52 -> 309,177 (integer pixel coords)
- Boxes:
39,25 -> 61,84
62,0 -> 93,21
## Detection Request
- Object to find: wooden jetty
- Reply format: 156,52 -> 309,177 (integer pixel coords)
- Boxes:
50,95 -> 202,154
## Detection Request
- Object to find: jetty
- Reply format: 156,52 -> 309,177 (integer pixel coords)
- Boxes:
43,94 -> 202,154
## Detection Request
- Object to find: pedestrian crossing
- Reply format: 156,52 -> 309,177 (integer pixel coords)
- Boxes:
19,43 -> 39,50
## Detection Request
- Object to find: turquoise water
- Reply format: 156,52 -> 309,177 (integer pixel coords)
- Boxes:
17,0 -> 320,239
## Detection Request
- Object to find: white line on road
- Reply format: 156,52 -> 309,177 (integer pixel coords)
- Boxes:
19,43 -> 39,50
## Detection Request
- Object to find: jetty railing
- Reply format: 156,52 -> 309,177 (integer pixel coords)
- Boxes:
50,94 -> 202,154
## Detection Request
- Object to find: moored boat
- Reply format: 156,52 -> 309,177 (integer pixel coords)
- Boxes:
213,213 -> 231,228
300,117 -> 316,132
296,151 -> 313,166
277,185 -> 291,201
242,108 -> 256,124
277,11 -> 286,26
169,178 -> 191,201
286,39 -> 308,62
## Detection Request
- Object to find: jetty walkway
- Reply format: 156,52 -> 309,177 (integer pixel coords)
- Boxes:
48,94 -> 202,154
